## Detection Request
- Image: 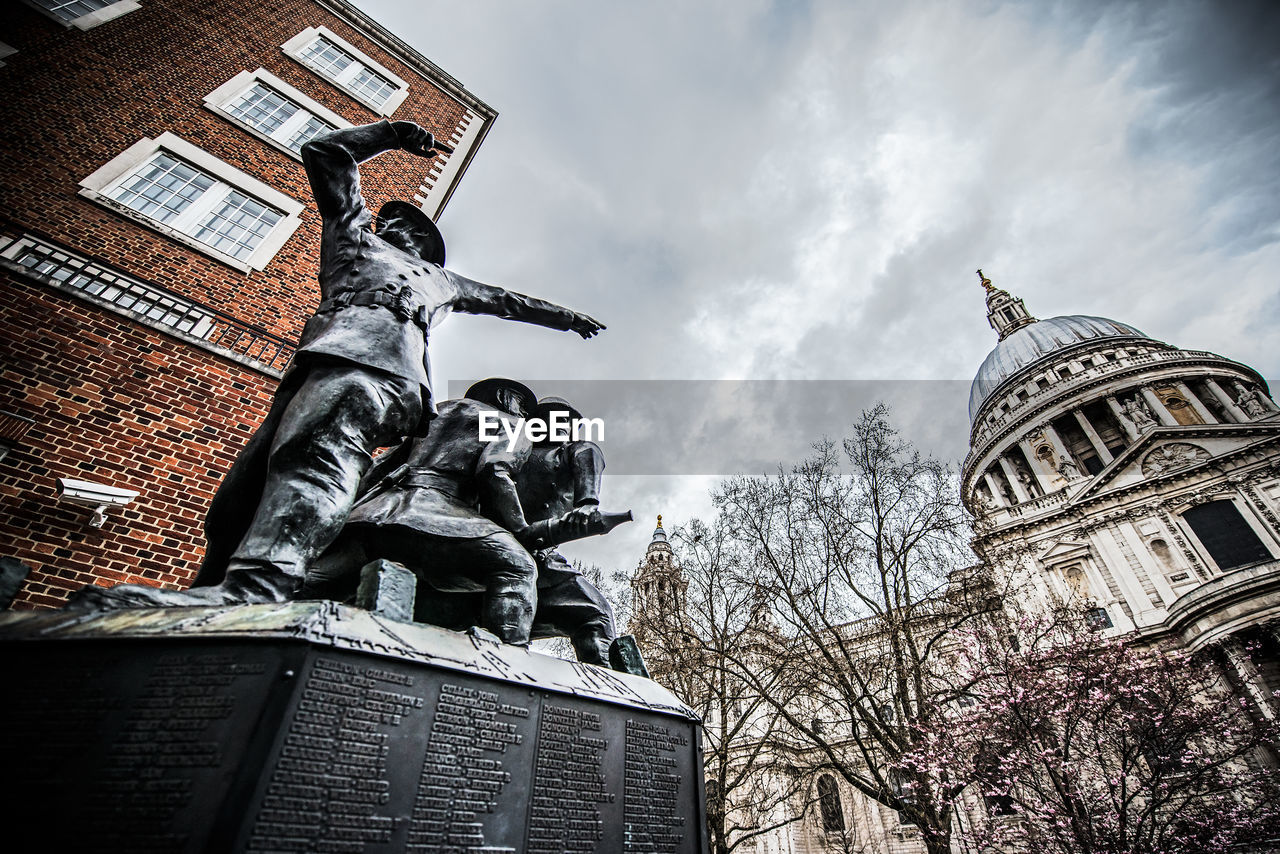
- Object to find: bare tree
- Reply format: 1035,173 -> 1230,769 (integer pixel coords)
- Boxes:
670,404 -> 985,854
626,403 -> 1279,854
630,515 -> 814,854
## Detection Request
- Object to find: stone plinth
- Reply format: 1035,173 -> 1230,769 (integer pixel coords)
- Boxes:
0,601 -> 706,853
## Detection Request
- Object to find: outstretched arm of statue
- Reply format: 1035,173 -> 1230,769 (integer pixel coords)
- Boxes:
448,272 -> 605,339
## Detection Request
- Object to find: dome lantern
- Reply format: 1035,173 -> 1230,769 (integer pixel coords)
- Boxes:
979,269 -> 1037,340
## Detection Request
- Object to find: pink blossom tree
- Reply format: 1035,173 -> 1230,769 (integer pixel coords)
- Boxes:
936,605 -> 1280,853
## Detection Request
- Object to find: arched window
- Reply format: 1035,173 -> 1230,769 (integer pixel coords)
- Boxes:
817,774 -> 845,832
1063,564 -> 1090,598
1183,501 -> 1272,571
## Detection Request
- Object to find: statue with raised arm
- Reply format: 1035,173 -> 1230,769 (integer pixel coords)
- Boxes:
68,121 -> 604,611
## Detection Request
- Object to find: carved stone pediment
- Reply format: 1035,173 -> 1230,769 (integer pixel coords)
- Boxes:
1066,424 -> 1280,505
1038,539 -> 1091,564
1141,442 -> 1210,477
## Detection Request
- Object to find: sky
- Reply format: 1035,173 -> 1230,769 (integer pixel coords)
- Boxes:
353,0 -> 1280,576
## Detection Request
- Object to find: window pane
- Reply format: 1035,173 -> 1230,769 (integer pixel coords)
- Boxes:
35,0 -> 115,22
286,115 -> 335,154
1184,501 -> 1272,571
300,36 -> 353,79
192,191 -> 283,260
348,66 -> 396,107
225,83 -> 298,137
817,775 -> 845,832
109,153 -> 214,223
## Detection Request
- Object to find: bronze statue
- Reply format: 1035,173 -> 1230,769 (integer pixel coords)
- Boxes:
302,379 -> 546,644
508,397 -> 623,664
68,121 -> 604,612
308,394 -> 628,661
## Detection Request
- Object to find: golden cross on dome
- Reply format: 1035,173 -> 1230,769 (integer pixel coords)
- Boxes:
977,268 -> 994,292
656,514 -> 663,528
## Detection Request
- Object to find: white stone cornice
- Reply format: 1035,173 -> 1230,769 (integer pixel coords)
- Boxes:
1165,559 -> 1280,651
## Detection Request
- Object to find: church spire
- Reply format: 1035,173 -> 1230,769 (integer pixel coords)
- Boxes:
978,269 -> 1036,340
650,514 -> 667,545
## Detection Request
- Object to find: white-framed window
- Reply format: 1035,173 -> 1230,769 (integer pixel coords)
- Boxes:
281,26 -> 409,115
204,69 -> 352,160
23,0 -> 141,30
78,133 -> 304,272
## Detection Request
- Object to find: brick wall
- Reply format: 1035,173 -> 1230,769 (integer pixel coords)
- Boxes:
0,0 -> 491,607
0,273 -> 279,606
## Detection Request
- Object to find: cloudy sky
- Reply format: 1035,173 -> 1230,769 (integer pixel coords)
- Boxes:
354,0 -> 1280,574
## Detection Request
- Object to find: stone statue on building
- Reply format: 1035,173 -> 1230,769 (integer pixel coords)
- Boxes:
1113,405 -> 1139,440
1234,381 -> 1269,419
975,486 -> 997,511
68,121 -> 605,612
1122,395 -> 1157,432
1016,467 -> 1038,497
1056,454 -> 1083,481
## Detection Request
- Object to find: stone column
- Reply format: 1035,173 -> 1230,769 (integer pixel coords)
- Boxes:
982,472 -> 1009,508
1203,378 -> 1248,423
998,455 -> 1032,503
1040,422 -> 1073,460
1018,438 -> 1058,492
1139,386 -> 1179,427
1175,380 -> 1217,423
1106,396 -> 1141,442
1221,637 -> 1279,721
1072,410 -> 1115,464
1042,423 -> 1087,484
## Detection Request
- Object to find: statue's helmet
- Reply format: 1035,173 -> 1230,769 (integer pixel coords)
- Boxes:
533,396 -> 583,425
377,200 -> 446,266
464,378 -> 536,419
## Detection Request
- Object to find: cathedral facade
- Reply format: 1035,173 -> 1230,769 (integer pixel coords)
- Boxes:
962,273 -> 1280,716
635,276 -> 1280,852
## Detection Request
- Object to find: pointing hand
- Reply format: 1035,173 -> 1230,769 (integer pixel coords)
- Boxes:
570,313 -> 606,339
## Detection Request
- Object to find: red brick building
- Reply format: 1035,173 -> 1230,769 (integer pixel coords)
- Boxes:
0,0 -> 496,608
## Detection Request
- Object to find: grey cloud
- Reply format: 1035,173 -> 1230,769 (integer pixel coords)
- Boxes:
355,0 -> 1280,572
